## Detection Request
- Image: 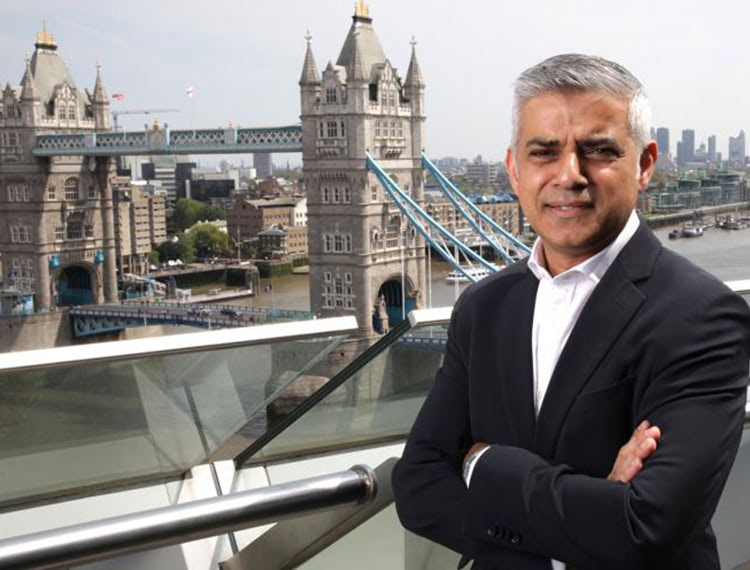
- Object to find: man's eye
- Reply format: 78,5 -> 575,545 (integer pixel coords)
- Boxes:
586,147 -> 619,158
529,149 -> 554,158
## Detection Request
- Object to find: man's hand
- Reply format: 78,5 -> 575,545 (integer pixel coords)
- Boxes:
607,420 -> 662,483
463,442 -> 490,473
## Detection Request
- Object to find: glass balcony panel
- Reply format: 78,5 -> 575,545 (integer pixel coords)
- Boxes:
251,322 -> 448,464
0,325 -> 351,507
299,504 -> 460,570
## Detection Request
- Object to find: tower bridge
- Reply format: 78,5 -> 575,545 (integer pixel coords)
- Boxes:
32,125 -> 303,157
0,5 -> 524,340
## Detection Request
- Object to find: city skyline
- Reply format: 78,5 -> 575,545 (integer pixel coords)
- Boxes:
1,0 -> 749,164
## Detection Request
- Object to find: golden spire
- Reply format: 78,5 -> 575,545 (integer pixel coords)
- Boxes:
354,0 -> 370,19
35,20 -> 57,50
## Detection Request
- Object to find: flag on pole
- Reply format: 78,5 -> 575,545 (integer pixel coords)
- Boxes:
112,92 -> 124,101
186,86 -> 194,98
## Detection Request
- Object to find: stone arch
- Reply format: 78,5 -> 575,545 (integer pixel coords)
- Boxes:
372,273 -> 417,333
53,262 -> 97,306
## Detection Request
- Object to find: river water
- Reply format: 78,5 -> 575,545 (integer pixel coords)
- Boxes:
222,223 -> 750,313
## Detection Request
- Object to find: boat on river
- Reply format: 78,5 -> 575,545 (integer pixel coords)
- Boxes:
445,265 -> 499,283
681,225 -> 704,238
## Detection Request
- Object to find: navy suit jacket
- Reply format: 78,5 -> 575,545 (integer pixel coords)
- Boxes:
392,222 -> 750,569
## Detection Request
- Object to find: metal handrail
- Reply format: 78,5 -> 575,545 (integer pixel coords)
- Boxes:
0,465 -> 376,570
0,315 -> 357,373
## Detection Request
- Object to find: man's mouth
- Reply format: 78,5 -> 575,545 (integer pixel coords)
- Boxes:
547,202 -> 592,211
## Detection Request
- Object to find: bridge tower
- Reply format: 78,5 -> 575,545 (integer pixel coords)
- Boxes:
300,3 -> 427,337
0,25 -> 118,311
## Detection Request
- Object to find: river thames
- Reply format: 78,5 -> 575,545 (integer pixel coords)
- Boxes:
220,222 -> 750,314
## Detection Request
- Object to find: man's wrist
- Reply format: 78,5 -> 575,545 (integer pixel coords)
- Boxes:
463,445 -> 490,486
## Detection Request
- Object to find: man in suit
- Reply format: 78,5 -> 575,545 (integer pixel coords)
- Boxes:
392,54 -> 750,569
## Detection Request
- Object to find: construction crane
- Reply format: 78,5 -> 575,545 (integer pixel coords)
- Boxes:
112,108 -> 180,131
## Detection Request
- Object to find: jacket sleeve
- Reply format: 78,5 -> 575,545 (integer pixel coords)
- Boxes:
463,288 -> 749,569
393,283 -> 749,569
392,291 -> 553,567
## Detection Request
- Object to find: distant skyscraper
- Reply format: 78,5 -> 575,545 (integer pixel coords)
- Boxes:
708,135 -> 717,163
676,141 -> 683,165
729,130 -> 746,166
680,129 -> 695,165
254,153 -> 273,179
656,127 -> 670,157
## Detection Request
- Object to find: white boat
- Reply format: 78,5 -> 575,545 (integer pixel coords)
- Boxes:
681,225 -> 704,237
445,265 -> 499,283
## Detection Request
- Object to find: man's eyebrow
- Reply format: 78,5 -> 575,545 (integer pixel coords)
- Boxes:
525,138 -> 560,148
579,136 -> 622,149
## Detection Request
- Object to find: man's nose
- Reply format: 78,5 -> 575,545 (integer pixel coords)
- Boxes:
555,152 -> 588,190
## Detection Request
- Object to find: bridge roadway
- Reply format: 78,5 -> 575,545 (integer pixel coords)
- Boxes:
69,302 -> 316,338
32,125 -> 303,157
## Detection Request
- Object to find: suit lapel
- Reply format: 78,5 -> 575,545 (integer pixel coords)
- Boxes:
498,269 -> 538,449
533,222 -> 659,458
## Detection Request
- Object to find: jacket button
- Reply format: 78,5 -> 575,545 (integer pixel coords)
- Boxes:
487,525 -> 498,537
510,533 -> 521,545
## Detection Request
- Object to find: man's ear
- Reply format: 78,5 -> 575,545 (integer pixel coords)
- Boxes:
505,146 -> 519,195
637,141 -> 658,191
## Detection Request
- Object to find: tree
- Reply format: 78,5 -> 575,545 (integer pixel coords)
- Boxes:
147,250 -> 160,266
171,198 -> 204,231
200,204 -> 226,221
156,232 -> 195,263
241,240 -> 259,259
191,223 -> 230,259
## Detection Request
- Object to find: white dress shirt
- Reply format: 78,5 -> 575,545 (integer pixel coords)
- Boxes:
465,210 -> 640,570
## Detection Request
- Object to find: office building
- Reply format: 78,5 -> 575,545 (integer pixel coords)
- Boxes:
729,130 -> 746,166
656,127 -> 670,157
253,153 -> 273,178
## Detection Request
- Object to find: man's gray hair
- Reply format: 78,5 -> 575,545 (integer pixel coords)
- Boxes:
511,54 -> 652,152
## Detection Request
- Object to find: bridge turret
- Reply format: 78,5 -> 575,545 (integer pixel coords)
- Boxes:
299,32 -> 321,116
19,55 -> 41,126
346,30 -> 369,118
404,39 -> 425,180
91,63 -> 111,130
303,4 -> 426,340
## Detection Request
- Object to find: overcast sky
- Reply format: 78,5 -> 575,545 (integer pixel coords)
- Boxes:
1,0 -> 747,165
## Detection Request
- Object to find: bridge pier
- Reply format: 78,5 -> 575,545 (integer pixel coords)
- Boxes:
96,157 -> 118,303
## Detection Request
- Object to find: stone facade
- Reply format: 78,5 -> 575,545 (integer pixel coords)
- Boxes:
300,6 -> 427,337
113,181 -> 167,275
0,26 -> 117,310
257,225 -> 308,257
226,196 -> 305,243
425,198 -> 521,237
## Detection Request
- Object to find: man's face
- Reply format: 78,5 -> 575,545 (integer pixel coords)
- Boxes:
506,91 -> 657,275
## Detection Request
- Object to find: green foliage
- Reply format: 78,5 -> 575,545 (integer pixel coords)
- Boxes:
201,205 -> 226,221
171,198 -> 204,231
241,241 -> 258,259
191,223 -> 230,259
147,250 -> 160,265
171,198 -> 226,231
156,232 -> 195,263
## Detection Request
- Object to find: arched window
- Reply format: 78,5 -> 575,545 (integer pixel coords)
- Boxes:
68,105 -> 76,121
64,177 -> 79,201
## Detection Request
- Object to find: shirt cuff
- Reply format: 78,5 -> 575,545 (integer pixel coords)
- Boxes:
463,446 -> 491,487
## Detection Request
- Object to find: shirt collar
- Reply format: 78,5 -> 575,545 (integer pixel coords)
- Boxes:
527,210 -> 640,283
